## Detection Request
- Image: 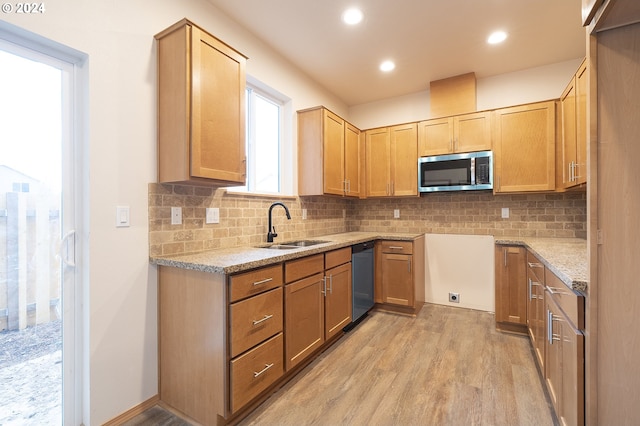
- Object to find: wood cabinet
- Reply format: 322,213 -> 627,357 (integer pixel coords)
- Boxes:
544,269 -> 584,426
159,262 -> 284,424
284,249 -> 352,370
526,251 -> 546,370
156,19 -> 247,186
298,107 -> 362,197
492,101 -> 556,193
364,123 -> 418,197
495,245 -> 527,333
558,59 -> 588,190
418,111 -> 492,156
375,236 -> 425,316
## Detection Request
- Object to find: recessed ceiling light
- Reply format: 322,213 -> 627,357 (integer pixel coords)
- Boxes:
487,31 -> 507,45
380,60 -> 395,72
342,8 -> 363,25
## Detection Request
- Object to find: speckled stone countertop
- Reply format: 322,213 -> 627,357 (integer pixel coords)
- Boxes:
150,231 -> 421,275
495,237 -> 587,293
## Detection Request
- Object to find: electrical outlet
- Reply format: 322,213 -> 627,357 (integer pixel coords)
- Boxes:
206,207 -> 220,224
171,207 -> 182,225
302,208 -> 307,220
501,207 -> 510,219
449,292 -> 460,303
394,209 -> 400,219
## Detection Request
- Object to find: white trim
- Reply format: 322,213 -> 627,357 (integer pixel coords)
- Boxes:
0,20 -> 89,426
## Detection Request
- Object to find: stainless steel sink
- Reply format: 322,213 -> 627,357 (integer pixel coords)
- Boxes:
257,240 -> 329,249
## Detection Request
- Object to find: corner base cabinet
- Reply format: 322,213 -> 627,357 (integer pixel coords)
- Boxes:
374,236 -> 425,315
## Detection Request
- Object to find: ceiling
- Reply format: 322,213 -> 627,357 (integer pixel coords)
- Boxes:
207,0 -> 586,106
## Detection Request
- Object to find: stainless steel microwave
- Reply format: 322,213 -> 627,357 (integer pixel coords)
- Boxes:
418,150 -> 493,193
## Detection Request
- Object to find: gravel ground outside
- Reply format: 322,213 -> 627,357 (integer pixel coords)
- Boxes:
0,320 -> 62,426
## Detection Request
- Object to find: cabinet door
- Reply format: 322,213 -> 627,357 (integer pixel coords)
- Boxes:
390,123 -> 418,197
545,294 -> 563,416
493,101 -> 556,193
365,128 -> 391,197
324,262 -> 352,340
560,316 -> 585,426
417,117 -> 453,156
381,253 -> 414,306
190,26 -> 246,184
285,273 -> 325,371
575,60 -> 587,186
560,76 -> 577,189
495,246 -> 527,325
344,122 -> 362,198
455,111 -> 492,153
323,109 -> 346,196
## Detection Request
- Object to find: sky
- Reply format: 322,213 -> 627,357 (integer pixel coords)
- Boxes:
0,48 -> 62,192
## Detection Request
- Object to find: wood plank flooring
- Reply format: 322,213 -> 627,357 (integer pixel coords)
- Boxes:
127,304 -> 556,426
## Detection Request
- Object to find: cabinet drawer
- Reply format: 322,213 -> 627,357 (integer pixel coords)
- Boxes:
229,287 -> 283,357
229,264 -> 283,302
527,250 -> 546,285
380,240 -> 413,254
545,269 -> 584,330
285,254 -> 324,283
230,332 -> 284,413
325,247 -> 351,269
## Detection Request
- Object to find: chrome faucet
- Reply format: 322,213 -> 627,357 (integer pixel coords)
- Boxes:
267,202 -> 291,242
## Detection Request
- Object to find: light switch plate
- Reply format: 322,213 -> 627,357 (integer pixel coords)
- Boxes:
394,209 -> 400,219
206,207 -> 220,224
302,209 -> 307,220
116,206 -> 130,227
171,207 -> 182,225
501,207 -> 510,219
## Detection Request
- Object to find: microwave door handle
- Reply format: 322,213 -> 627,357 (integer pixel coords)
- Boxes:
470,158 -> 476,185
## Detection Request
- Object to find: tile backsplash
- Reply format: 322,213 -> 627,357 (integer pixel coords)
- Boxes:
149,183 -> 586,257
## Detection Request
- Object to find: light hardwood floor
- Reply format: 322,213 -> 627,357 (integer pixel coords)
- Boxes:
128,304 -> 556,426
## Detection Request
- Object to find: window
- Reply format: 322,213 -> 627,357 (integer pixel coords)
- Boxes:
231,78 -> 292,195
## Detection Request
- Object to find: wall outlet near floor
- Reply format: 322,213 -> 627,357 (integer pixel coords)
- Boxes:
206,207 -> 220,224
171,207 -> 182,225
394,209 -> 400,219
449,292 -> 460,303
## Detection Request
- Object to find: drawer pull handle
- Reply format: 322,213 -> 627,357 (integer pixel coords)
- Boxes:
252,314 -> 273,326
527,262 -> 543,268
252,277 -> 273,286
388,246 -> 404,250
253,363 -> 274,378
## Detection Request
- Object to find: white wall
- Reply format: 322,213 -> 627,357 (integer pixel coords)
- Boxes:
424,234 -> 495,312
2,1 -> 346,424
348,58 -> 584,130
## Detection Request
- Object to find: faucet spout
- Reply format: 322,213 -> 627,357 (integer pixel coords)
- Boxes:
267,202 -> 291,243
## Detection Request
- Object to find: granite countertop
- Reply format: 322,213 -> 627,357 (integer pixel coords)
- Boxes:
150,231 -> 421,275
495,237 -> 587,293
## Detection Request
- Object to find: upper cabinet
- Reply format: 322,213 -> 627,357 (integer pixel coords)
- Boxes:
365,123 -> 418,197
418,111 -> 492,157
298,107 -> 362,198
558,59 -> 587,190
156,19 -> 247,186
492,101 -> 556,193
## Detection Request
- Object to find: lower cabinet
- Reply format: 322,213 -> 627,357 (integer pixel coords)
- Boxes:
526,251 -> 546,370
494,244 -> 527,332
545,269 -> 585,426
284,249 -> 352,371
375,236 -> 425,315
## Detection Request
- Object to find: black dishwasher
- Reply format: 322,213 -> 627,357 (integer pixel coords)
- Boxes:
345,241 -> 375,331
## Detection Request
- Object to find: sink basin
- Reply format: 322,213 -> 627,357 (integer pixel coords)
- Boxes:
257,240 -> 329,249
281,240 -> 329,247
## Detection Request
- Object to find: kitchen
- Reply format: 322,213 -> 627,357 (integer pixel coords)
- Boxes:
1,0 -> 639,425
